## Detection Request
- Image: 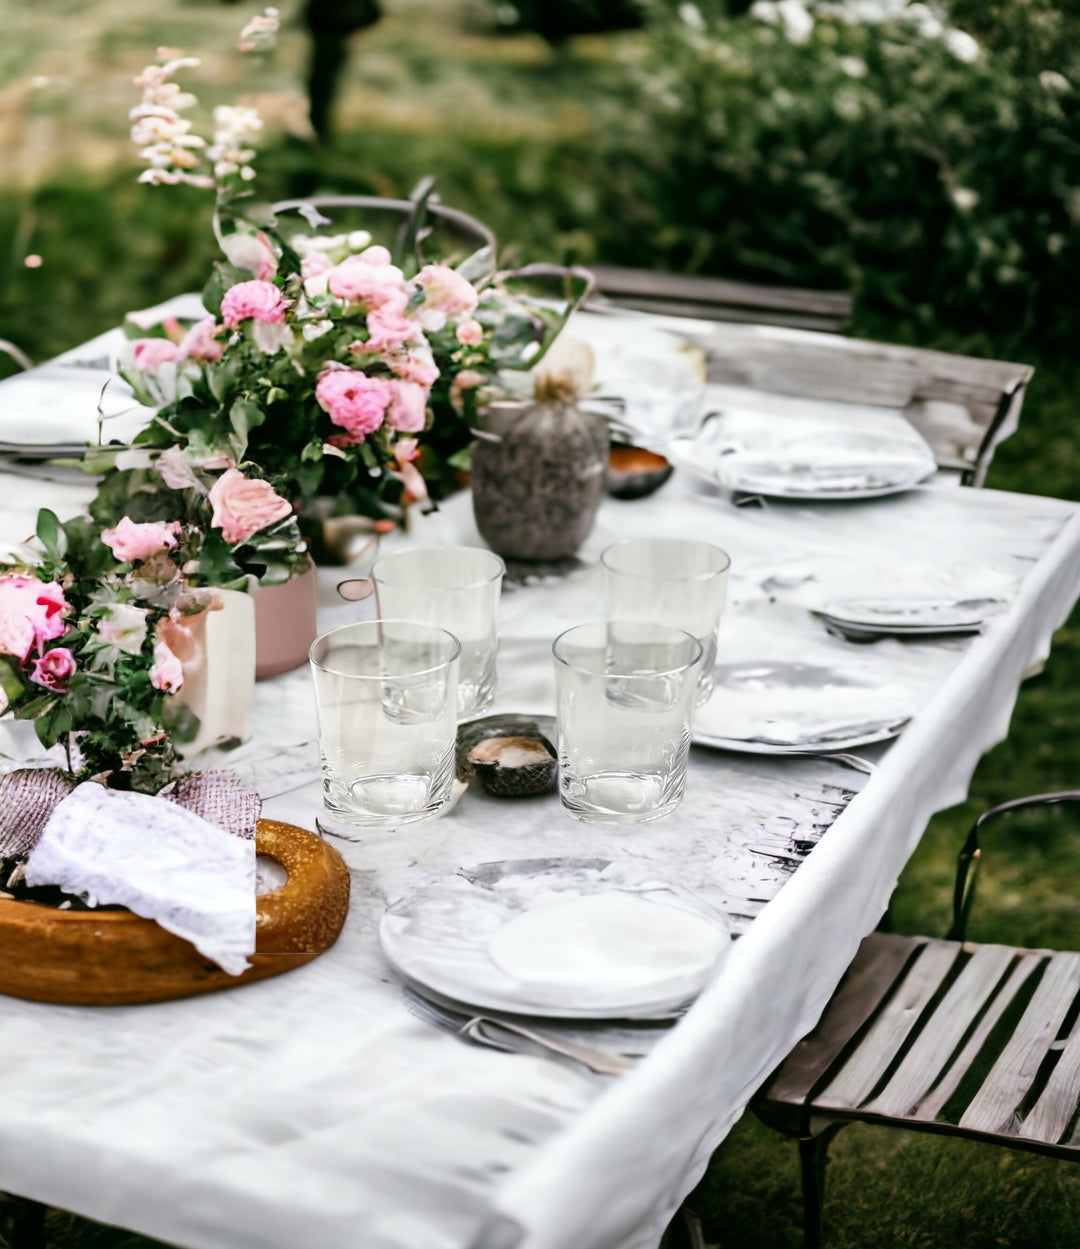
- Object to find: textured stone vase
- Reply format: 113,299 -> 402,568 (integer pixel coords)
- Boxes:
470,392 -> 608,563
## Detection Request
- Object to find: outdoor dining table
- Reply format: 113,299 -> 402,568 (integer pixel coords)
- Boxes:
1,316 -> 1079,1249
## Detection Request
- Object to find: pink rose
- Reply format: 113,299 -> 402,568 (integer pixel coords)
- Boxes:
208,468 -> 292,545
29,647 -> 76,691
0,574 -> 69,662
150,637 -> 184,694
389,347 -> 439,389
220,229 -> 279,281
133,338 -> 181,371
327,257 -> 408,311
102,517 -> 181,564
220,280 -> 287,328
455,318 -> 484,347
385,380 -> 428,433
315,369 -> 391,439
414,264 -> 478,330
450,368 -> 487,413
364,306 -> 423,353
180,316 -> 224,363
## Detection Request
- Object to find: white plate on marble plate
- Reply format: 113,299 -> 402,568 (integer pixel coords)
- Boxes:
379,859 -> 731,1020
694,660 -> 913,754
813,596 -> 1008,637
671,412 -> 938,501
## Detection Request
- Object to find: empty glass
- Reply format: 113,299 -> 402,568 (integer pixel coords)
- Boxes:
309,620 -> 460,837
553,621 -> 702,825
371,545 -> 504,719
601,538 -> 731,704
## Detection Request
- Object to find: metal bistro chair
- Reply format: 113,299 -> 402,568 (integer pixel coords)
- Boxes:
751,791 -> 1080,1248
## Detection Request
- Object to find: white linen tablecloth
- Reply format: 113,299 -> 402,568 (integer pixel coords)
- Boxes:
0,393 -> 1079,1249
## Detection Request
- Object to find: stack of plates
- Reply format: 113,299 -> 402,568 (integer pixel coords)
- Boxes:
812,597 -> 1007,641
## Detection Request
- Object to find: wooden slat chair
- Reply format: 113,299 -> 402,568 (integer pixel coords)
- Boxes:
752,791 -> 1080,1249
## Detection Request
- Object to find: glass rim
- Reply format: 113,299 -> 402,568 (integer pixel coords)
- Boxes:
600,538 -> 731,582
371,544 -> 506,591
552,620 -> 704,678
308,618 -> 462,679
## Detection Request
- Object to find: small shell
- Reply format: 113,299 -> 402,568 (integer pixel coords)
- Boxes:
463,730 -> 557,798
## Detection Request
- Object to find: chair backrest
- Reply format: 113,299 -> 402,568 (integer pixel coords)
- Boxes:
588,265 -> 852,334
948,790 -> 1080,941
270,194 -> 497,284
671,320 -> 1033,486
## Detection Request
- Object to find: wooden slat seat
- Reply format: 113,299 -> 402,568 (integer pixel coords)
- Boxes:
751,792 -> 1080,1248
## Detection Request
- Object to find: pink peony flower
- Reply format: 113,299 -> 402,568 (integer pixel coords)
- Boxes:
389,347 -> 439,389
133,338 -> 181,371
102,517 -> 181,564
180,316 -> 224,363
385,380 -> 428,433
327,257 -> 408,311
355,245 -> 392,266
208,468 -> 292,545
0,574 -> 69,662
29,647 -> 76,692
415,263 -> 478,330
455,318 -> 484,347
315,369 -> 392,439
220,279 -> 287,328
150,637 -> 184,694
364,306 -> 423,353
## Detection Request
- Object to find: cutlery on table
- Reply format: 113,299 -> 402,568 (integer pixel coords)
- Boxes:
403,989 -> 637,1076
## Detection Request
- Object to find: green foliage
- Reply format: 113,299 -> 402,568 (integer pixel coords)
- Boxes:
592,0 -> 1080,355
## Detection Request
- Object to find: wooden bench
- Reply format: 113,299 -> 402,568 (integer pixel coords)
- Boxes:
588,265 -> 853,334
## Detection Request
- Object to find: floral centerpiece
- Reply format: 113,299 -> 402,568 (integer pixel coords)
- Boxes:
0,486 -> 299,791
115,14 -> 592,547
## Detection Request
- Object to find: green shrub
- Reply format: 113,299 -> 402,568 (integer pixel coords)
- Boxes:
589,0 -> 1080,356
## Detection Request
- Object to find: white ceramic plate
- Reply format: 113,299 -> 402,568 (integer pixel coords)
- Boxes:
379,859 -> 731,1019
693,660 -> 913,753
815,597 -> 1007,634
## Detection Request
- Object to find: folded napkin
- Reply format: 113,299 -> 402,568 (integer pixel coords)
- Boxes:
24,782 -> 256,975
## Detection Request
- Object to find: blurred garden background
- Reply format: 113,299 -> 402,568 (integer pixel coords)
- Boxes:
2,0 -> 1079,1245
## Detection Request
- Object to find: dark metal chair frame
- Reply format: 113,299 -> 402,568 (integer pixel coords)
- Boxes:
751,790 -> 1080,1249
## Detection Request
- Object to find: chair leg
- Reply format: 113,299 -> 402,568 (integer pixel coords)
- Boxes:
797,1125 -> 843,1249
660,1204 -> 707,1249
0,1194 -> 46,1249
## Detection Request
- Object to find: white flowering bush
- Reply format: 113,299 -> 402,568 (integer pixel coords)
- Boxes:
596,0 -> 1080,352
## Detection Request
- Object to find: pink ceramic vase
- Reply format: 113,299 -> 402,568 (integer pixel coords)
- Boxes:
255,558 -> 319,680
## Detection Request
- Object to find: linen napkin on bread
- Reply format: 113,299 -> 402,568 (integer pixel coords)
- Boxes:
24,782 -> 256,975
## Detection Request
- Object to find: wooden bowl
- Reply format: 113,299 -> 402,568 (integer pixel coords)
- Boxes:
0,819 -> 350,1006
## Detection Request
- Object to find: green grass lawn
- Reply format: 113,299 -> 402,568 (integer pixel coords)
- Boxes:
3,2 -> 1080,1246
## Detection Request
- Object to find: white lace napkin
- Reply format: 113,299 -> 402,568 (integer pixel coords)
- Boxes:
25,782 -> 256,975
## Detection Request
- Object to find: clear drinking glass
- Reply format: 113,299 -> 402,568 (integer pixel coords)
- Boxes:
371,545 -> 504,719
552,621 -> 702,826
309,619 -> 460,837
601,538 -> 731,704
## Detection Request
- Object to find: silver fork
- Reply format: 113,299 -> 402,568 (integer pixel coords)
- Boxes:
403,988 -> 635,1076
